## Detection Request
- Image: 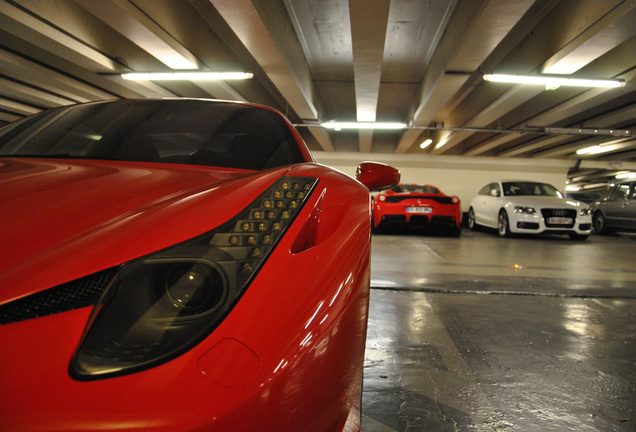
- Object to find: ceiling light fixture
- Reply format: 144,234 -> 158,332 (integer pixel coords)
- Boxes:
419,139 -> 433,149
483,74 -> 624,88
320,122 -> 407,130
121,72 -> 254,80
576,145 -> 604,155
576,138 -> 634,156
616,172 -> 636,179
434,138 -> 449,150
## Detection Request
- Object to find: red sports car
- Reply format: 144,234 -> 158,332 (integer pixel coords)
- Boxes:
373,183 -> 462,235
0,99 -> 399,432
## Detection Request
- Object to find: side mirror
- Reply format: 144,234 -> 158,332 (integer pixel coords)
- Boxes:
355,161 -> 400,192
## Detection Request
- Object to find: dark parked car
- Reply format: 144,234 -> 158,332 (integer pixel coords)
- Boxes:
591,180 -> 636,233
565,191 -> 602,204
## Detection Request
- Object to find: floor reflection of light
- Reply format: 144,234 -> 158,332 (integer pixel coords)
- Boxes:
415,278 -> 432,285
564,303 -> 590,337
370,278 -> 400,287
404,295 -> 433,334
563,303 -> 593,360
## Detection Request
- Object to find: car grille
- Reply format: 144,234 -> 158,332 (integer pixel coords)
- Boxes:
385,195 -> 453,204
0,268 -> 118,325
541,208 -> 577,228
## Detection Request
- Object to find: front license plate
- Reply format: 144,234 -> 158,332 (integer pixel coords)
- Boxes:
547,217 -> 572,224
407,206 -> 432,214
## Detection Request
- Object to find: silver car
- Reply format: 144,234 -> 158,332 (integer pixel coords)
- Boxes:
591,180 -> 636,234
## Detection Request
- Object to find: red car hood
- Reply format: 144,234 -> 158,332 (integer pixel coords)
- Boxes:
0,158 -> 291,302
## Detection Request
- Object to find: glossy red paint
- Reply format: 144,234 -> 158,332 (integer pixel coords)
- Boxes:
0,162 -> 372,431
0,99 -> 399,431
0,158 -> 282,301
355,161 -> 400,192
373,183 -> 462,235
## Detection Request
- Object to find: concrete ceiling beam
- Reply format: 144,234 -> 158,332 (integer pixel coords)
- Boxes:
210,0 -> 334,152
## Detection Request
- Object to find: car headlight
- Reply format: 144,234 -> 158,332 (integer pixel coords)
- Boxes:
579,208 -> 592,216
70,176 -> 318,380
514,206 -> 536,214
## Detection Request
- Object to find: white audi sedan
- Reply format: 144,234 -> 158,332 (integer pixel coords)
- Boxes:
468,180 -> 592,240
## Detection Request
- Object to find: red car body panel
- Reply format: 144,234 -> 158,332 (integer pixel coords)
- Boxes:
0,100 -> 398,431
373,183 -> 462,234
0,161 -> 370,432
1,158 -> 284,300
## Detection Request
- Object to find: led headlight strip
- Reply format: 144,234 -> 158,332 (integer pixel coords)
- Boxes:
71,176 -> 318,380
210,176 -> 317,288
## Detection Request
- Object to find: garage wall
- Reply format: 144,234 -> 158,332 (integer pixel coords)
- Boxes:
312,152 -> 636,212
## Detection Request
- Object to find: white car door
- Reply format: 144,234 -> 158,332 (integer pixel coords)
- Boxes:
474,183 -> 502,228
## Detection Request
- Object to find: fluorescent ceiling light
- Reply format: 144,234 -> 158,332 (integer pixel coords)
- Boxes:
419,139 -> 433,149
320,122 -> 406,130
483,74 -> 624,88
576,145 -> 604,155
434,139 -> 449,150
616,172 -> 636,179
576,138 -> 634,156
122,72 -> 254,80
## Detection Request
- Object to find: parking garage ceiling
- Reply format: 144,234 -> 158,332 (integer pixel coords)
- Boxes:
1,0 -> 636,164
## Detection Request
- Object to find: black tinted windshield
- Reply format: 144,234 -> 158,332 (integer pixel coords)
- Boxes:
0,99 -> 305,170
502,181 -> 563,197
392,185 -> 440,194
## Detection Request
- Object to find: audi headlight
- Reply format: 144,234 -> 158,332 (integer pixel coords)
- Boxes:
514,206 -> 536,214
579,208 -> 592,216
70,176 -> 318,380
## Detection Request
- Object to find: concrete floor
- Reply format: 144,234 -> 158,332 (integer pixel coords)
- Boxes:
361,229 -> 636,432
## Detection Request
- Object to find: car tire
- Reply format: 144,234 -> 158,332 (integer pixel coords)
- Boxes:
569,233 -> 589,241
467,208 -> 479,231
593,211 -> 609,234
498,210 -> 511,238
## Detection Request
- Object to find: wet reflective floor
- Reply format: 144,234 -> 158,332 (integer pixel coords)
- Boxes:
362,230 -> 636,432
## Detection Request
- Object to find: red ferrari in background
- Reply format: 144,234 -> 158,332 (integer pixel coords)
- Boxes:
0,99 -> 399,431
373,183 -> 462,235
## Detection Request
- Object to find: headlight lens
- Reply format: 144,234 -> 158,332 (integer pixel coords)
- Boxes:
579,208 -> 592,216
70,176 -> 318,380
514,206 -> 536,214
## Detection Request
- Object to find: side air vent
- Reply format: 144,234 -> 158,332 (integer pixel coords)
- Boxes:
0,268 -> 118,325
